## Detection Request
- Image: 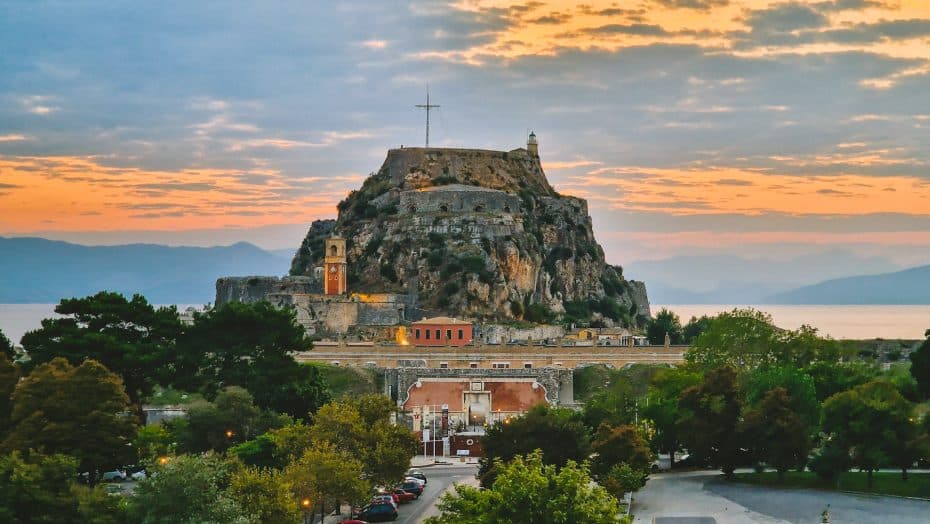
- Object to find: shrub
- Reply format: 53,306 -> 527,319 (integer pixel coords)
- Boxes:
524,304 -> 554,324
380,263 -> 398,283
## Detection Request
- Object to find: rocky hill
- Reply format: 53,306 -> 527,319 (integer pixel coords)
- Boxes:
290,146 -> 650,328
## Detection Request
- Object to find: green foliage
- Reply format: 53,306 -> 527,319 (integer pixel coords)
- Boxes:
440,260 -> 463,280
74,482 -> 129,524
909,334 -> 930,400
284,441 -> 369,510
0,451 -> 81,523
523,303 -> 554,324
646,308 -> 684,345
178,301 -> 330,419
686,309 -> 840,371
168,386 -> 289,454
129,454 -> 247,524
823,380 -> 918,485
0,328 -> 13,359
19,291 -> 182,405
743,366 -> 820,430
642,367 -> 703,467
309,363 -> 380,399
379,262 -> 398,282
479,405 -> 591,487
363,234 -> 383,257
427,248 -> 445,269
735,470 -> 930,498
804,360 -> 879,401
808,443 -> 852,483
133,425 -> 173,466
591,424 -> 653,479
229,466 -> 301,523
740,387 -> 810,477
230,433 -> 279,468
0,354 -> 20,439
678,366 -> 744,478
427,451 -> 620,524
682,315 -> 712,343
2,358 -> 136,477
602,463 -> 649,498
509,299 -> 525,318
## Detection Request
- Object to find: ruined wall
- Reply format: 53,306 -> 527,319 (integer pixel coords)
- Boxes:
215,276 -> 318,306
399,185 -> 523,215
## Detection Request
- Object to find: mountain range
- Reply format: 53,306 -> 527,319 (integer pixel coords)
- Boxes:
0,237 -> 292,304
766,265 -> 930,305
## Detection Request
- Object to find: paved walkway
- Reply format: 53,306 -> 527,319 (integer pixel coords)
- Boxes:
633,471 -> 929,524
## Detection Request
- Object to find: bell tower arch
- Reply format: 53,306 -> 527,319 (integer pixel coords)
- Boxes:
324,237 -> 347,295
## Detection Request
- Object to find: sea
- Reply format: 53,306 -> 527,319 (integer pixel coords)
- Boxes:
1,303 -> 929,344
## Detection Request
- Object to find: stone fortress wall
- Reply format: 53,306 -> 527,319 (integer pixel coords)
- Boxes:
398,184 -> 524,215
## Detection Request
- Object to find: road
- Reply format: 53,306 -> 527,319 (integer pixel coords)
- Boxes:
633,471 -> 930,524
393,464 -> 478,524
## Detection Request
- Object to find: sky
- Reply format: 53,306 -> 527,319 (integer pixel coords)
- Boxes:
1,0 -> 930,274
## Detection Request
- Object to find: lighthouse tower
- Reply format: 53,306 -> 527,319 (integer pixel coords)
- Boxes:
527,131 -> 538,157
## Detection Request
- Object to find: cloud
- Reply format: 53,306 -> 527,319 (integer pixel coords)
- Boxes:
0,134 -> 31,142
653,0 -> 730,9
20,95 -> 60,115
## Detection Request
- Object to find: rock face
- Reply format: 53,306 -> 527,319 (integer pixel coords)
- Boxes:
290,146 -> 650,328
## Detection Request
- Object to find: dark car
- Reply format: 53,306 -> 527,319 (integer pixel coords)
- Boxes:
357,503 -> 397,522
398,480 -> 423,497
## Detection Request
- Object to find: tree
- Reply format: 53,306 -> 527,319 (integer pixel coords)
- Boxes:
426,451 -> 621,524
284,441 -> 369,521
129,454 -> 247,524
677,365 -> 743,478
687,309 -> 837,371
909,333 -> 930,400
646,308 -> 683,345
133,425 -> 173,466
682,315 -> 712,344
808,443 -> 851,484
602,463 -> 648,499
2,358 -> 136,478
642,367 -> 702,468
823,380 -> 917,486
804,360 -> 878,401
479,404 -> 591,487
0,451 -> 81,523
310,395 -> 417,487
20,292 -> 182,406
740,387 -> 810,479
0,353 -> 20,439
743,366 -> 820,431
591,424 -> 653,478
177,301 -> 329,418
168,386 -> 289,453
0,328 -> 13,359
229,466 -> 301,524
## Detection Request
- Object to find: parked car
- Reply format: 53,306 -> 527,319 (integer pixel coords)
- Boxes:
370,495 -> 397,509
406,469 -> 427,484
398,480 -> 424,497
356,503 -> 398,522
101,470 -> 127,482
390,488 -> 416,503
104,484 -> 123,496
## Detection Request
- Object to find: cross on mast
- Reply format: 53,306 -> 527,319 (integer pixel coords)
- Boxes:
414,88 -> 440,148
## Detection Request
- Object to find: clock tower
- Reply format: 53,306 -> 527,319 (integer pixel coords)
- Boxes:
324,237 -> 347,295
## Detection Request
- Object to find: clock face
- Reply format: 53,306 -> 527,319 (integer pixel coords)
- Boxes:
330,266 -> 337,273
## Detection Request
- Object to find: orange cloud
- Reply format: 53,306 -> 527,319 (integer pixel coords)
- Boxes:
0,155 -> 342,232
562,164 -> 930,216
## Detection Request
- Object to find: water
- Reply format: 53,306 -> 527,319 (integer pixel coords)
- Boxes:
2,304 -> 929,345
660,304 -> 930,340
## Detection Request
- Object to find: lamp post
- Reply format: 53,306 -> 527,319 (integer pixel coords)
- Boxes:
301,498 -> 312,524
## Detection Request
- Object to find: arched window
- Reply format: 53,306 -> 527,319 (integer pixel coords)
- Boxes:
474,205 -> 484,212
330,245 -> 338,256
503,206 -> 511,213
439,204 -> 449,213
408,205 -> 416,213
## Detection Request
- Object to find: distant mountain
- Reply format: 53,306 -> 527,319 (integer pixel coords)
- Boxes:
0,237 -> 291,304
624,250 -> 900,304
767,265 -> 930,304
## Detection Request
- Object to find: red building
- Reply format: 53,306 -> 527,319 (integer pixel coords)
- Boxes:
412,316 -> 473,346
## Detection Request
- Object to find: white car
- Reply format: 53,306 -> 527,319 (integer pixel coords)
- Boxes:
101,470 -> 127,482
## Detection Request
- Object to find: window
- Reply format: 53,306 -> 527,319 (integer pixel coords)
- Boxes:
523,362 -> 533,369
492,362 -> 510,369
435,329 -> 441,340
458,329 -> 464,340
446,329 -> 453,340
330,361 -> 340,366
425,329 -> 430,340
415,329 -> 421,340
469,362 -> 478,369
554,362 -> 563,367
439,362 -> 448,369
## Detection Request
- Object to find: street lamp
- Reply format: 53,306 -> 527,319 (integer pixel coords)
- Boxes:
225,429 -> 235,439
301,498 -> 312,524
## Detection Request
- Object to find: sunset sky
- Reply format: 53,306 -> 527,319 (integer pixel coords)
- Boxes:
2,0 -> 929,270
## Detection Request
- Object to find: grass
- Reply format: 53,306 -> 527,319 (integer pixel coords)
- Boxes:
309,363 -> 381,399
733,471 -> 930,499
